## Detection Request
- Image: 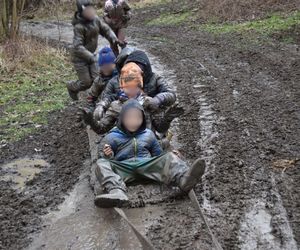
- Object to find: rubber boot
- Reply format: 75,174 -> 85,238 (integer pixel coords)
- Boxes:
165,104 -> 185,121
66,81 -> 79,101
179,159 -> 206,192
94,189 -> 129,208
81,108 -> 100,133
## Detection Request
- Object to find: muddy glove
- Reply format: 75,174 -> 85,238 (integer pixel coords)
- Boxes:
143,96 -> 161,112
94,104 -> 105,121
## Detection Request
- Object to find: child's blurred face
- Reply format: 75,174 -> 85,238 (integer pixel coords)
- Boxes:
82,6 -> 96,21
100,63 -> 116,76
123,86 -> 141,99
122,108 -> 143,132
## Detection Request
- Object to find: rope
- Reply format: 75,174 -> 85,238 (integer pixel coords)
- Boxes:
188,189 -> 223,250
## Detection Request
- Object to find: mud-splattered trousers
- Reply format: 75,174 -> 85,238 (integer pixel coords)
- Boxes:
69,15 -> 118,93
95,153 -> 189,192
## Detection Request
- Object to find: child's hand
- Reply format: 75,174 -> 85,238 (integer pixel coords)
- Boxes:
103,144 -> 113,157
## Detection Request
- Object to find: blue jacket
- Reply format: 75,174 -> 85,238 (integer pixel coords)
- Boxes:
101,100 -> 163,161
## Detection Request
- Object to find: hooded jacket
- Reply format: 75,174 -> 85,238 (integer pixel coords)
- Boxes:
101,100 -> 163,161
71,6 -> 118,63
98,49 -> 176,110
103,0 -> 132,30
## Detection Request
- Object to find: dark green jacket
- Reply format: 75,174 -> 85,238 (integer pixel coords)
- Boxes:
71,13 -> 117,63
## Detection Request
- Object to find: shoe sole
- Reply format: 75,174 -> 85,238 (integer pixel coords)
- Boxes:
180,159 -> 206,192
94,196 -> 129,208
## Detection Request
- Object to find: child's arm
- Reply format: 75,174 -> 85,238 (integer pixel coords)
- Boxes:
97,101 -> 122,134
96,16 -> 119,45
99,133 -> 117,159
149,131 -> 163,157
73,25 -> 95,64
122,0 -> 132,21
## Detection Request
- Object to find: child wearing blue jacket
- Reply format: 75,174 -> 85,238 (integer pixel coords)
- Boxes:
94,99 -> 206,208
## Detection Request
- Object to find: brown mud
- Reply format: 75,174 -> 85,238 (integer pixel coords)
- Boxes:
1,3 -> 300,249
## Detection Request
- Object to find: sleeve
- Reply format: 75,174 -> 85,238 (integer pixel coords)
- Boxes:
99,133 -> 118,159
97,101 -> 121,134
154,75 -> 177,107
96,16 -> 118,44
149,131 -> 163,157
100,78 -> 119,110
73,24 -> 94,63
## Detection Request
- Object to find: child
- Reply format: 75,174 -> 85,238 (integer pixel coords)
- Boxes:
93,49 -> 177,124
103,0 -> 132,56
84,62 -> 184,136
67,0 -> 123,101
85,47 -> 118,110
94,99 -> 206,208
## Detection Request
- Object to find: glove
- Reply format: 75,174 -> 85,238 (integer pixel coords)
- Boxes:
93,105 -> 104,121
143,97 -> 161,112
116,39 -> 126,49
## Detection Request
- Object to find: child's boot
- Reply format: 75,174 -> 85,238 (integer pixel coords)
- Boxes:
94,188 -> 129,208
81,108 -> 100,133
179,159 -> 206,192
66,81 -> 79,100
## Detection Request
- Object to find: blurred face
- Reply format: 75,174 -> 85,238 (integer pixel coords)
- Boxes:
100,63 -> 116,76
122,108 -> 143,132
82,6 -> 96,21
123,86 -> 141,99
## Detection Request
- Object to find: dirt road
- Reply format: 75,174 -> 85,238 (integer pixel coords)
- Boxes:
1,10 -> 299,250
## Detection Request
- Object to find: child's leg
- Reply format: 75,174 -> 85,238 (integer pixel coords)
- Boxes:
134,152 -> 206,192
135,153 -> 189,186
95,158 -> 127,192
68,61 -> 97,94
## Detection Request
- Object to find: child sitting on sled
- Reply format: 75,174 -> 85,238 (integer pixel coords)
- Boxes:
103,0 -> 132,56
85,47 -> 118,110
94,99 -> 206,208
84,61 -> 183,137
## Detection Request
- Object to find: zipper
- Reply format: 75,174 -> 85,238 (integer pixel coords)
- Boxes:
133,137 -> 137,161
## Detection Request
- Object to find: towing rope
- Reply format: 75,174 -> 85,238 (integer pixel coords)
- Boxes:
188,189 -> 223,250
114,207 -> 155,250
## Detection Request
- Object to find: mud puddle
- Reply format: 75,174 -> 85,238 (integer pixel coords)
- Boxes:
0,157 -> 49,190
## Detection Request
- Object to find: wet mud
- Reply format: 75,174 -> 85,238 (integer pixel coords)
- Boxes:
1,6 -> 299,249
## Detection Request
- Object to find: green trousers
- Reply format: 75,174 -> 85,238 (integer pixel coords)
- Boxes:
95,152 -> 189,192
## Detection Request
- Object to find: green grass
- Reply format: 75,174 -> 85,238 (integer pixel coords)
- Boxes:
146,10 -> 192,26
200,11 -> 300,35
132,0 -> 172,9
0,42 -> 74,142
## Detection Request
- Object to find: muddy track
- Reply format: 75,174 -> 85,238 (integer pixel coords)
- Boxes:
1,12 -> 299,249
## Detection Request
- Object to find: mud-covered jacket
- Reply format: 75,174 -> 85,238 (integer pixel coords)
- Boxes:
97,50 -> 176,110
101,100 -> 163,161
71,13 -> 118,63
104,0 -> 131,30
90,68 -> 119,98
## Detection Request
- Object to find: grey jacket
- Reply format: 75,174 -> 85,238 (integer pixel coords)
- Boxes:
71,13 -> 118,63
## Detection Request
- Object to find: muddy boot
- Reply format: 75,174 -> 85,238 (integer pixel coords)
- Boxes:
179,159 -> 206,192
81,108 -> 100,133
165,104 -> 185,121
66,81 -> 79,101
94,189 -> 129,208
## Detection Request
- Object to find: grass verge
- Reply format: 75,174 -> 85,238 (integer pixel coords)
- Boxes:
0,38 -> 74,143
200,11 -> 300,35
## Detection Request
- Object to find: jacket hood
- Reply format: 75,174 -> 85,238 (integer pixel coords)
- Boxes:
125,50 -> 153,84
116,49 -> 153,84
116,99 -> 147,136
72,12 -> 88,26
